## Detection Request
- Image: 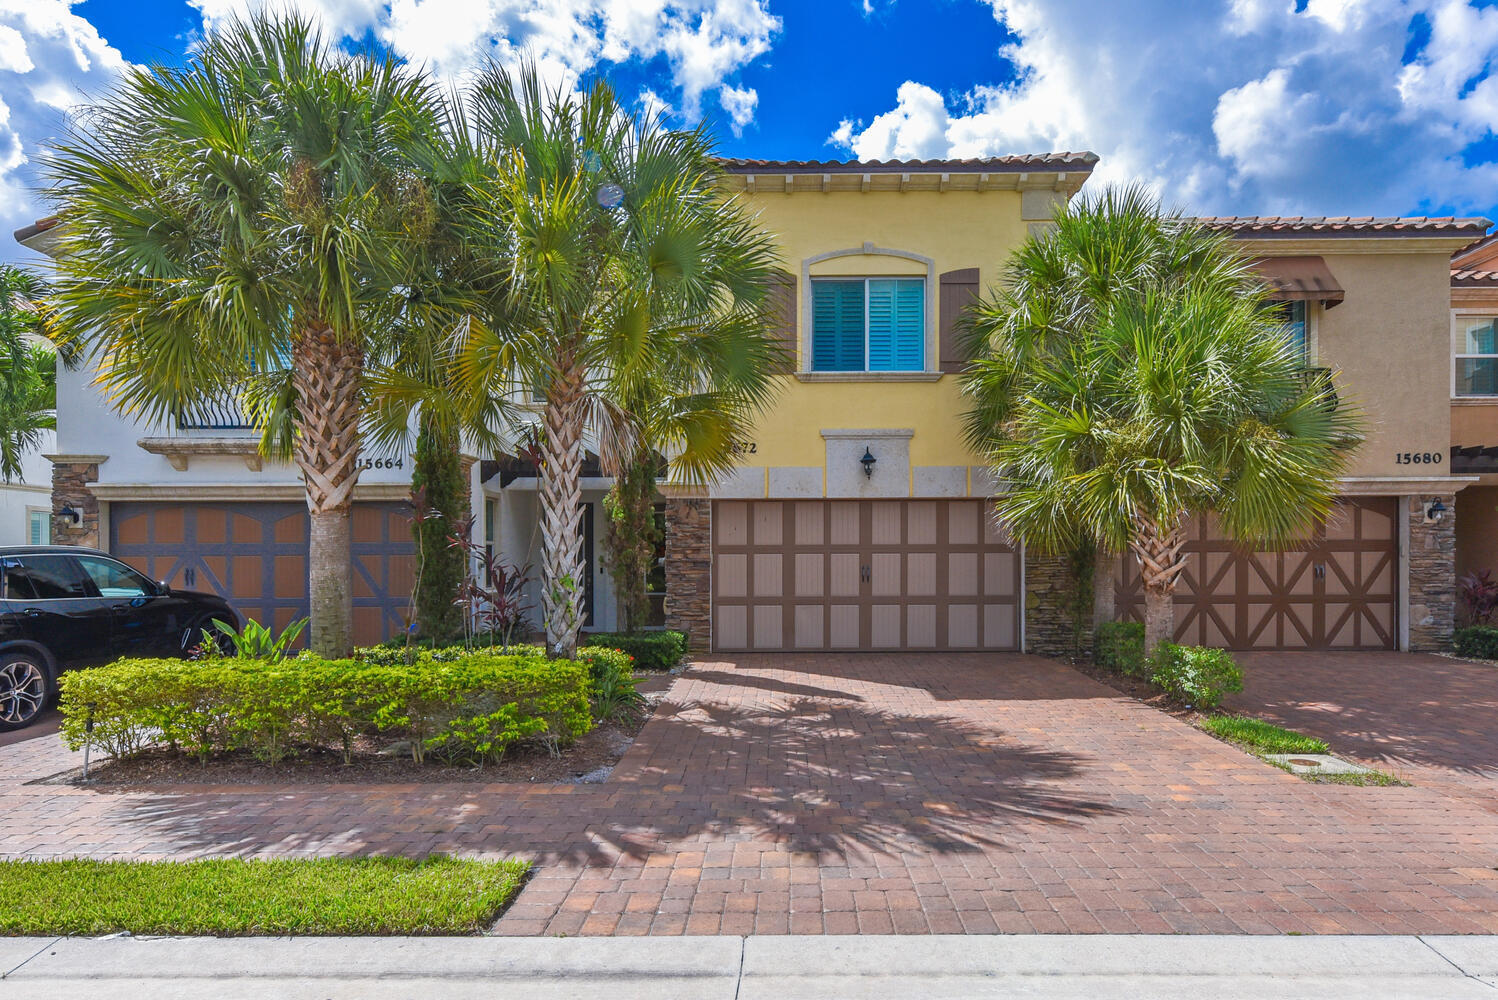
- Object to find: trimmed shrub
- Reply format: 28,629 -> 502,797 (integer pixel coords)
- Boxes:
1454,625 -> 1498,661
1095,621 -> 1146,676
57,651 -> 592,765
579,631 -> 687,672
1149,643 -> 1244,709
353,643 -> 545,666
577,646 -> 644,723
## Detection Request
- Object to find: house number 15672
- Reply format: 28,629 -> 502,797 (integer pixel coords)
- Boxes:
1394,452 -> 1442,465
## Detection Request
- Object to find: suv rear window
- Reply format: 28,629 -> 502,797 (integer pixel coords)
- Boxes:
4,556 -> 92,600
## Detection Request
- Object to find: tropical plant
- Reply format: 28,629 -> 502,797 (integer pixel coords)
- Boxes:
964,187 -> 1362,653
409,426 -> 466,645
448,513 -> 533,648
439,65 -> 786,658
601,451 -> 662,634
41,13 -> 455,657
0,266 -> 56,483
1459,568 -> 1498,626
209,617 -> 309,662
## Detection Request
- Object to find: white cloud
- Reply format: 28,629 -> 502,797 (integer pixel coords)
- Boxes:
0,1 -> 130,261
718,83 -> 757,135
830,0 -> 1498,219
195,0 -> 778,120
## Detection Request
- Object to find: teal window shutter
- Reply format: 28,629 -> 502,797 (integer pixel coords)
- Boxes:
868,278 -> 924,371
812,281 -> 865,371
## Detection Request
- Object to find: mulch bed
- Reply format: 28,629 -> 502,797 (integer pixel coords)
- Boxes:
52,672 -> 678,789
1068,657 -> 1204,724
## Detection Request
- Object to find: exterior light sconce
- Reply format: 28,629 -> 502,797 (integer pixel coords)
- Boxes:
860,447 -> 877,479
1423,498 -> 1448,524
57,506 -> 81,526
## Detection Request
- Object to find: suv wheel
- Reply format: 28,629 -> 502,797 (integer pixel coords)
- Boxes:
0,653 -> 50,732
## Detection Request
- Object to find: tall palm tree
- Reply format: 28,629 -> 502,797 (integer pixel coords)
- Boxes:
0,266 -> 56,483
965,188 -> 1362,652
444,66 -> 785,658
42,13 -> 448,656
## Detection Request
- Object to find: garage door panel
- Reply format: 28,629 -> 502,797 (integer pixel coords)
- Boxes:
110,501 -> 414,649
713,499 -> 1020,651
1119,499 -> 1396,650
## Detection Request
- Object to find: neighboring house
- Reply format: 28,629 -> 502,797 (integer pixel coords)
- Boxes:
12,220 -> 485,648
1450,233 -> 1498,596
0,429 -> 57,547
16,158 -> 1489,653
657,159 -> 1486,655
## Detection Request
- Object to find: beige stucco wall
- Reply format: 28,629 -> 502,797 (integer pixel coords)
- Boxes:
1310,250 -> 1456,478
1457,485 -> 1498,581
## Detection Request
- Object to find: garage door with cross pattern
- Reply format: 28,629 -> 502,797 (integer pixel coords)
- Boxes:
1117,497 -> 1397,650
109,501 -> 416,648
712,500 -> 1021,651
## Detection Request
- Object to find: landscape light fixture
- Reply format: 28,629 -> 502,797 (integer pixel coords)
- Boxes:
57,505 -> 80,525
861,447 -> 877,479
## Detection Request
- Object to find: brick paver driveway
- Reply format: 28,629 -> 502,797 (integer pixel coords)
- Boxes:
5,652 -> 1498,935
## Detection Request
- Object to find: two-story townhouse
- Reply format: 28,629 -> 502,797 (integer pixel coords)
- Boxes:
1450,233 -> 1498,592
13,217 -> 475,647
654,162 -> 1485,656
18,158 -> 1486,654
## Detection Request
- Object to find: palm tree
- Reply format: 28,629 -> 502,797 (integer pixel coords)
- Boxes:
965,188 -> 1362,652
444,66 -> 785,658
0,266 -> 56,483
42,13 -> 448,656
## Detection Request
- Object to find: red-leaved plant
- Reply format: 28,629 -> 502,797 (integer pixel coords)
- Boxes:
448,513 -> 533,648
1459,568 -> 1498,626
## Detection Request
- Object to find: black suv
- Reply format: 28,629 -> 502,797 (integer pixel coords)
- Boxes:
0,546 -> 239,732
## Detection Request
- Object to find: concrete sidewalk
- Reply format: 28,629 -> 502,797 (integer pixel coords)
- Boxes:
5,934 -> 1498,999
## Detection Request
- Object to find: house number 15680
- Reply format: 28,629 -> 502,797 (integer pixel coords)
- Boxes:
1394,452 -> 1442,465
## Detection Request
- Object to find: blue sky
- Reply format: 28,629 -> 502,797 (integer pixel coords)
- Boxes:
4,0 -> 1498,266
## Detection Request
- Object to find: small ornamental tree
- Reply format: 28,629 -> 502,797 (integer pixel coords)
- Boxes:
602,452 -> 661,634
410,416 -> 466,644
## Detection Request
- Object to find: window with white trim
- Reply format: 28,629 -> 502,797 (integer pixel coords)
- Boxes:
1457,316 -> 1498,396
26,508 -> 49,546
810,278 -> 925,372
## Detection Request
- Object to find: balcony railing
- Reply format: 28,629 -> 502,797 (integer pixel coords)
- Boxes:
176,395 -> 253,430
1297,366 -> 1339,412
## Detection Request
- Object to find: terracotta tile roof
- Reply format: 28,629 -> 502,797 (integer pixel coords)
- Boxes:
1196,215 -> 1490,238
1453,230 -> 1498,267
715,152 -> 1099,174
12,216 -> 60,244
1452,268 -> 1498,286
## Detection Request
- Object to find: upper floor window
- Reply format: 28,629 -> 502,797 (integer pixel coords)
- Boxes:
1273,301 -> 1308,361
811,278 -> 925,372
1457,316 -> 1498,396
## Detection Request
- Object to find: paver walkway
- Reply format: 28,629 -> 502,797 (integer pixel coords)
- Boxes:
4,652 -> 1498,935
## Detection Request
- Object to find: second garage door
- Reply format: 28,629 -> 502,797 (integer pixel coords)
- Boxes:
713,499 -> 1021,651
109,501 -> 416,647
1117,497 -> 1398,650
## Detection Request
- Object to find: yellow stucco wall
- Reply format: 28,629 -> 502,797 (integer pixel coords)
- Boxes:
732,189 -> 1032,474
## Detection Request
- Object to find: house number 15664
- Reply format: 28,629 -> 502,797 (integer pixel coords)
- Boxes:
1394,452 -> 1442,465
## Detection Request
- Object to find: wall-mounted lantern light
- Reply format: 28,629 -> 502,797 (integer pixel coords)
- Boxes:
1423,498 -> 1448,524
57,505 -> 81,526
861,447 -> 877,479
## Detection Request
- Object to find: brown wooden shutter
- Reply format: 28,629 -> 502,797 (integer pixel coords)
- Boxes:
939,268 -> 981,374
766,268 -> 798,373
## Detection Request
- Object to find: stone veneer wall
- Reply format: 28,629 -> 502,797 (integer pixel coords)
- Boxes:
1408,493 -> 1456,652
50,458 -> 102,548
664,497 -> 711,654
1025,551 -> 1091,660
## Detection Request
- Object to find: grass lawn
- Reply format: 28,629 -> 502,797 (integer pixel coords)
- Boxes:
0,856 -> 529,936
1200,714 -> 1329,754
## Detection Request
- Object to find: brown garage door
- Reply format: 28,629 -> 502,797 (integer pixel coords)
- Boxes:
1118,498 -> 1397,650
713,500 -> 1020,651
109,501 -> 416,647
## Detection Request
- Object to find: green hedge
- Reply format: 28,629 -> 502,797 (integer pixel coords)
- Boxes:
1454,625 -> 1498,660
1149,643 -> 1243,709
58,651 -> 592,765
580,631 -> 687,672
1095,621 -> 1146,676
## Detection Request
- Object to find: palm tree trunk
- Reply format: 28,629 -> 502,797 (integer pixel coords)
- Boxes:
1129,513 -> 1189,654
539,363 -> 586,659
292,326 -> 364,658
